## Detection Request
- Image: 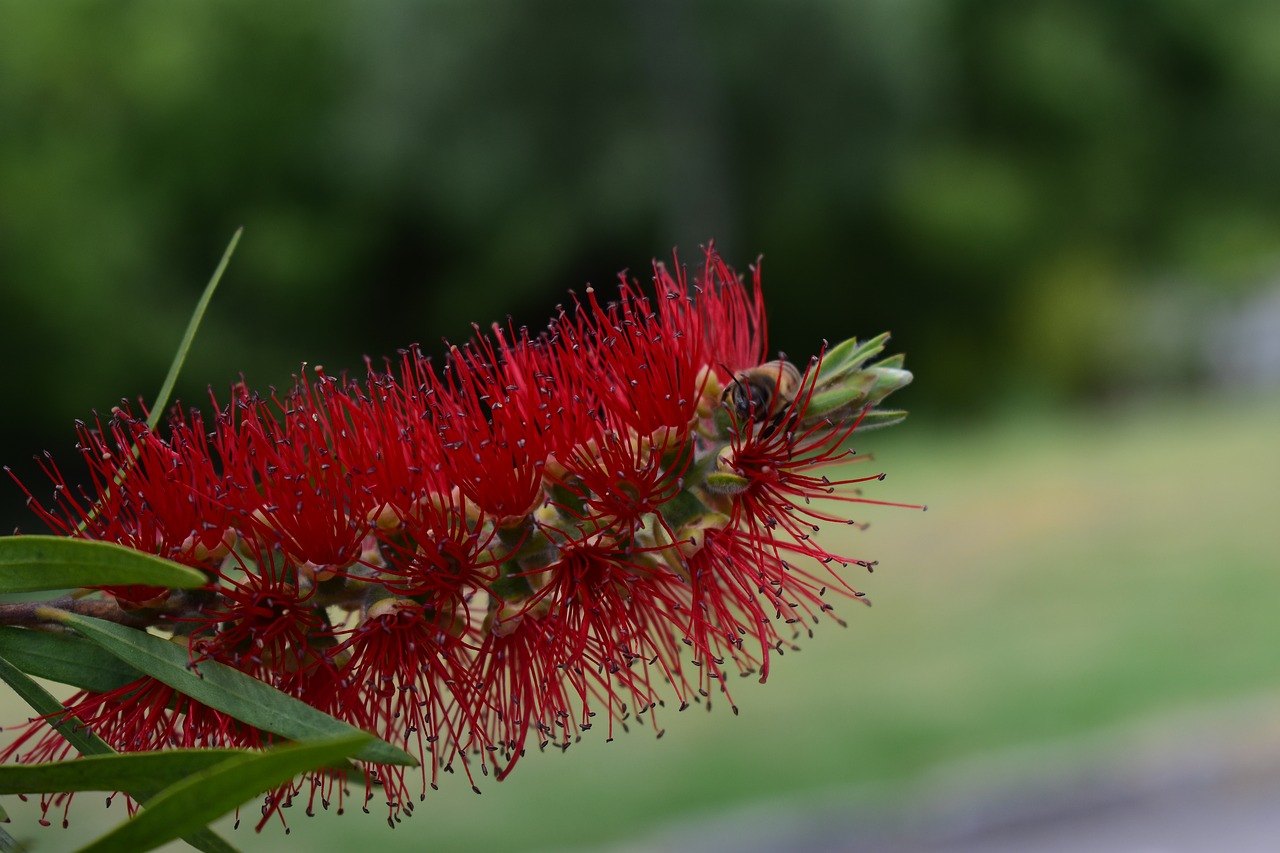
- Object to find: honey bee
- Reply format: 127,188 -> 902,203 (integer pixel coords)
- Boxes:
722,359 -> 802,426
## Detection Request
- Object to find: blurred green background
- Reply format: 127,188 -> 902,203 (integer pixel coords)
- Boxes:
2,1 -> 1279,850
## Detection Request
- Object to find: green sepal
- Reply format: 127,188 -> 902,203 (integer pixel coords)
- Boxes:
494,515 -> 533,549
490,558 -> 535,601
657,436 -> 696,478
658,487 -> 712,532
854,408 -> 910,431
544,478 -> 587,516
710,403 -> 736,439
816,333 -> 889,385
802,366 -> 913,424
254,546 -> 292,586
705,472 -> 751,496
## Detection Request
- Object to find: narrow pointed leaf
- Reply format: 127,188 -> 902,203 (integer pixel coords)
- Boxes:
0,655 -> 240,853
0,627 -> 141,693
0,537 -> 206,594
74,733 -> 368,853
69,230 -> 243,536
148,228 -> 242,431
47,612 -> 415,767
0,654 -> 114,757
0,750 -> 247,795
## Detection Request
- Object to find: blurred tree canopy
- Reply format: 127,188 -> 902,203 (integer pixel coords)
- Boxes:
4,0 -> 1280,530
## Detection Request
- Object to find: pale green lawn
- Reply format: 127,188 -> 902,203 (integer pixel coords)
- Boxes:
4,391 -> 1278,852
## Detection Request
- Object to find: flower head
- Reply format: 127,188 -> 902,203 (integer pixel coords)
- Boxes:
3,244 -> 918,828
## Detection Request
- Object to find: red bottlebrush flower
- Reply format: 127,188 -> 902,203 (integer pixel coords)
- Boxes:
0,674 -> 279,828
8,405 -> 229,604
473,537 -> 691,778
373,487 -> 500,604
184,540 -> 333,683
546,423 -> 692,535
329,353 -> 445,523
333,599 -> 489,822
672,248 -> 770,378
3,243 -> 917,832
553,281 -> 703,437
409,333 -> 558,521
217,375 -> 373,571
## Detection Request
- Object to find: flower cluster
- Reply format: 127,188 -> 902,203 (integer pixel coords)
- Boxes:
3,247 -> 915,827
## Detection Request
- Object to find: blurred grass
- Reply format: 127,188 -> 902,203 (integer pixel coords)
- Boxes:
2,391 -> 1278,852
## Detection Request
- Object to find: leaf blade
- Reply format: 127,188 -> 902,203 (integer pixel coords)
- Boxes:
0,537 -> 206,594
74,734 -> 367,853
0,652 -> 240,853
0,750 -> 249,795
0,653 -> 115,758
148,228 -> 242,431
0,626 -> 141,693
48,612 -> 415,767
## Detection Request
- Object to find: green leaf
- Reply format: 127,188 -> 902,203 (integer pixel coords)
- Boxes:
0,655 -> 240,853
148,228 -> 242,431
0,653 -> 115,758
47,612 -> 416,767
0,627 -> 141,693
74,733 -> 368,853
69,230 -> 243,537
0,750 -> 249,795
0,537 -> 207,594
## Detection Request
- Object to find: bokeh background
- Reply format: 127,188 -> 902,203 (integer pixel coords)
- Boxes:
2,2 -> 1278,851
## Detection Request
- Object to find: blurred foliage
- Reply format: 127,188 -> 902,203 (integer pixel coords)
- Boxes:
4,0 -> 1280,531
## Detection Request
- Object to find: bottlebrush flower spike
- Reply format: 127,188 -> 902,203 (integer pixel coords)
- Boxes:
10,404 -> 232,604
2,243 -> 921,832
